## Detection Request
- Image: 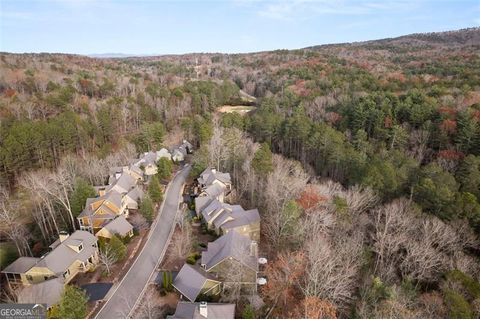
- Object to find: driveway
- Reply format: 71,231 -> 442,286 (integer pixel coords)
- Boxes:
82,283 -> 113,302
94,165 -> 191,319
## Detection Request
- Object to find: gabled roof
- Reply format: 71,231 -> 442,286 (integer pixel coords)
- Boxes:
17,278 -> 64,308
169,302 -> 235,319
78,191 -> 123,218
195,196 -> 213,215
128,165 -> 144,177
219,208 -> 260,231
17,277 -> 65,308
172,264 -> 220,302
136,151 -> 158,166
202,183 -> 226,199
209,204 -> 244,230
198,168 -> 231,187
35,231 -> 97,275
157,148 -> 172,159
201,231 -> 258,272
106,173 -> 136,194
98,216 -> 133,237
200,199 -> 226,224
126,185 -> 144,202
2,257 -> 40,274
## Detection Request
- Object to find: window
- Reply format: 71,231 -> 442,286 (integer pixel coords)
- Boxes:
63,270 -> 69,278
78,244 -> 83,251
26,275 -> 33,281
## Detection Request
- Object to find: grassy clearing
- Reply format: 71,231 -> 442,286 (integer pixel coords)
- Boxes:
0,242 -> 18,269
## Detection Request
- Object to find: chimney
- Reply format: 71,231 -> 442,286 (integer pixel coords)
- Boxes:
250,241 -> 258,257
199,302 -> 208,317
59,231 -> 69,243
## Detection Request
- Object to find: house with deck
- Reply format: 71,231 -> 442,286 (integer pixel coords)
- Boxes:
2,231 -> 98,289
201,231 -> 258,288
172,264 -> 222,302
77,190 -> 127,233
199,200 -> 260,241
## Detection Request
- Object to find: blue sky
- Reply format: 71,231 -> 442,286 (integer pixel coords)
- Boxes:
1,0 -> 479,55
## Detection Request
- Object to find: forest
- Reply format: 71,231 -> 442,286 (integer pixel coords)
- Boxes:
1,28 -> 480,318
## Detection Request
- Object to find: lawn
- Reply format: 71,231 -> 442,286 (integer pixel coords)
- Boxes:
0,242 -> 18,269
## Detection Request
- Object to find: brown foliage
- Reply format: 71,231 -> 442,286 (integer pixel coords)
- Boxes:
297,185 -> 327,211
290,296 -> 337,319
4,88 -> 16,98
263,251 -> 306,310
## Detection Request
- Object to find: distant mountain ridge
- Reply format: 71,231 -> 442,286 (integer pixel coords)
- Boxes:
88,53 -> 152,58
305,27 -> 480,50
81,28 -> 480,59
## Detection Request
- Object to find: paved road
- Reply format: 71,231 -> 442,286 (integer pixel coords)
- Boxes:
95,165 -> 191,319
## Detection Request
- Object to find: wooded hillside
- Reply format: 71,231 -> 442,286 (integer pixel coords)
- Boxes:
1,27 -> 480,318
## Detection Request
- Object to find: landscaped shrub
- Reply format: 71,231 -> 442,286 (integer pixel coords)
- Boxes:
446,270 -> 480,299
443,289 -> 474,319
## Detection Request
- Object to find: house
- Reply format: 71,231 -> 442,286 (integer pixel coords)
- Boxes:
195,196 -> 214,216
181,140 -> 194,153
171,140 -> 193,163
200,200 -> 260,241
168,302 -> 235,319
199,183 -> 228,202
124,186 -> 144,210
17,277 -> 64,309
105,172 -> 137,195
95,216 -> 134,240
109,165 -> 144,184
171,148 -> 186,162
197,168 -> 231,192
201,231 -> 258,285
172,264 -> 221,302
2,231 -> 98,288
134,151 -> 158,176
77,190 -> 127,233
157,148 -> 172,161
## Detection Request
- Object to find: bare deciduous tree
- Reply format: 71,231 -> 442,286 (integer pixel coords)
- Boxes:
0,187 -> 32,256
302,231 -> 363,313
99,245 -> 117,275
167,223 -> 193,265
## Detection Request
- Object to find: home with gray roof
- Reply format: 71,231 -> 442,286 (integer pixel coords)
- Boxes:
95,215 -> 134,240
16,277 -> 65,309
168,302 -> 235,319
195,168 -> 232,204
197,168 -> 231,192
124,185 -> 144,210
171,140 -> 193,163
200,200 -> 261,241
77,189 -> 127,233
133,148 -> 172,176
2,231 -> 98,288
172,264 -> 221,302
201,231 -> 258,286
109,165 -> 144,185
106,172 -> 137,195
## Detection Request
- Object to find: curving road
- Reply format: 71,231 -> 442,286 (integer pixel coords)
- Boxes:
95,165 -> 191,319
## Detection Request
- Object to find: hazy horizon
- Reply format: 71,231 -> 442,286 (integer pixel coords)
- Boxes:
1,0 -> 479,55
